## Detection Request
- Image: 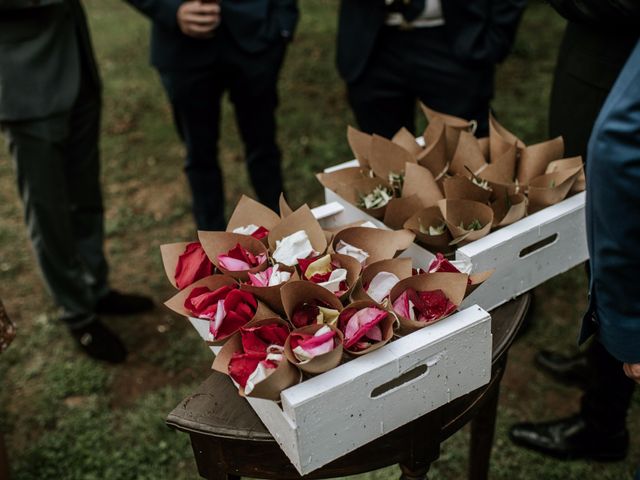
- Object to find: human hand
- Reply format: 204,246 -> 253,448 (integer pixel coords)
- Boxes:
623,363 -> 640,384
177,1 -> 220,39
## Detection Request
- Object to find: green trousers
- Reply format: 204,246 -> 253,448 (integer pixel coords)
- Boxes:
1,82 -> 108,328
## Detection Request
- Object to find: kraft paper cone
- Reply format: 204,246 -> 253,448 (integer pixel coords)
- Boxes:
369,134 -> 416,183
417,120 -> 448,179
240,270 -> 300,314
489,114 -> 524,180
402,163 -> 444,209
479,163 -> 520,201
389,272 -> 468,334
226,195 -> 281,235
528,167 -> 582,213
383,195 -> 423,230
164,274 -> 237,318
517,136 -> 565,185
281,280 -> 344,326
299,253 -> 362,303
478,137 -> 490,160
339,300 -> 395,356
332,227 -> 415,265
316,166 -> 372,192
198,231 -> 269,281
545,156 -> 585,193
491,193 -> 527,227
449,131 -> 488,177
279,193 -> 293,218
160,242 -> 191,289
392,127 -> 423,157
212,318 -> 300,401
443,175 -> 492,204
284,323 -> 344,375
347,125 -> 372,168
268,204 -> 328,257
403,207 -> 453,252
420,104 -> 475,161
351,258 -> 413,303
335,176 -> 394,220
438,199 -> 494,246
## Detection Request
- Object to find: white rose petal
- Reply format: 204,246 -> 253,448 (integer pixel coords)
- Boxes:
366,271 -> 400,303
232,224 -> 260,236
273,230 -> 314,266
318,268 -> 348,294
335,240 -> 370,265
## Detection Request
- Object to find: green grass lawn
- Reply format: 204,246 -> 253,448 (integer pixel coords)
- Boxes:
0,1 -> 638,479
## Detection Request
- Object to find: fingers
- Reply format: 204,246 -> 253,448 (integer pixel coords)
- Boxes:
178,1 -> 221,38
623,363 -> 640,384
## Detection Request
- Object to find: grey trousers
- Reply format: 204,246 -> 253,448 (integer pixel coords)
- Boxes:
1,86 -> 108,329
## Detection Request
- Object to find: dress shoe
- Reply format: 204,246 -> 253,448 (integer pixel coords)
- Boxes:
535,349 -> 590,388
69,319 -> 127,364
509,414 -> 628,461
95,289 -> 154,316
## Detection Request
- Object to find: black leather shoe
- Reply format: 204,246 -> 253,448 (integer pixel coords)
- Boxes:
70,320 -> 127,364
534,349 -> 590,388
509,415 -> 628,461
95,290 -> 154,316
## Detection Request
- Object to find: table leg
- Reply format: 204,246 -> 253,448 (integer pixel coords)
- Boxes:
0,433 -> 10,480
398,408 -> 442,480
468,357 -> 507,480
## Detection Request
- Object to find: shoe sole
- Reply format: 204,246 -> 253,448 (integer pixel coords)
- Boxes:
509,435 -> 627,462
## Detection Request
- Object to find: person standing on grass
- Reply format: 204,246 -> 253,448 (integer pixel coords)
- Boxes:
509,0 -> 640,467
335,0 -> 526,138
123,0 -> 298,231
0,0 -> 153,364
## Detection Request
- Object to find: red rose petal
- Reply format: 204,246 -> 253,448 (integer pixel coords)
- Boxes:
228,351 -> 265,388
175,242 -> 215,289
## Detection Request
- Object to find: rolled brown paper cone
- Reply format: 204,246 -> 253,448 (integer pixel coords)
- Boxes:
351,257 -> 413,303
284,323 -> 344,375
528,167 -> 582,213
240,270 -> 300,315
212,318 -> 300,401
389,272 -> 469,335
478,137 -> 490,160
403,206 -> 453,252
335,176 -> 394,220
383,195 -> 424,230
268,204 -> 328,257
280,280 -> 344,326
449,130 -> 488,177
417,121 -> 448,179
160,242 -> 192,289
392,126 -> 423,157
347,125 -> 372,168
420,104 -> 474,161
443,175 -> 492,204
467,269 -> 495,296
369,134 -> 416,182
331,227 -> 415,265
316,166 -> 372,192
226,195 -> 281,235
545,156 -> 585,193
517,136 -> 565,185
279,193 -> 293,218
198,231 -> 269,281
438,199 -> 494,246
339,300 -> 395,356
402,163 -> 444,209
490,193 -> 527,227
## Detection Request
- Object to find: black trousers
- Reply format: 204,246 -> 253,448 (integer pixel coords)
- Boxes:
347,25 -> 494,139
159,31 -> 288,231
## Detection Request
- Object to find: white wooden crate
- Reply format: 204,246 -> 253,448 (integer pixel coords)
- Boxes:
321,160 -> 589,311
189,305 -> 491,475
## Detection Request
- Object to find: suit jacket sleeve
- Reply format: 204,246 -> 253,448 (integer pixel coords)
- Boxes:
548,0 -> 640,27
443,0 -> 528,65
123,0 -> 182,31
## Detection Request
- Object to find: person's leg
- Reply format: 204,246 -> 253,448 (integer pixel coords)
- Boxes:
227,40 -> 287,212
160,68 -> 227,231
407,27 -> 493,137
346,28 -> 416,138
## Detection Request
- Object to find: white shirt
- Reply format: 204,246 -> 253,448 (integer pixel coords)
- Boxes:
385,0 -> 445,28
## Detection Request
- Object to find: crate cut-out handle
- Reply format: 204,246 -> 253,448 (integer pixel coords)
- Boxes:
518,233 -> 558,258
369,353 -> 443,399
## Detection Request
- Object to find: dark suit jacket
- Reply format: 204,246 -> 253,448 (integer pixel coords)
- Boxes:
0,0 -> 88,121
337,0 -> 527,84
124,0 -> 299,70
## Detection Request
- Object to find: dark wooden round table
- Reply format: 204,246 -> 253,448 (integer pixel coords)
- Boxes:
166,294 -> 530,480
